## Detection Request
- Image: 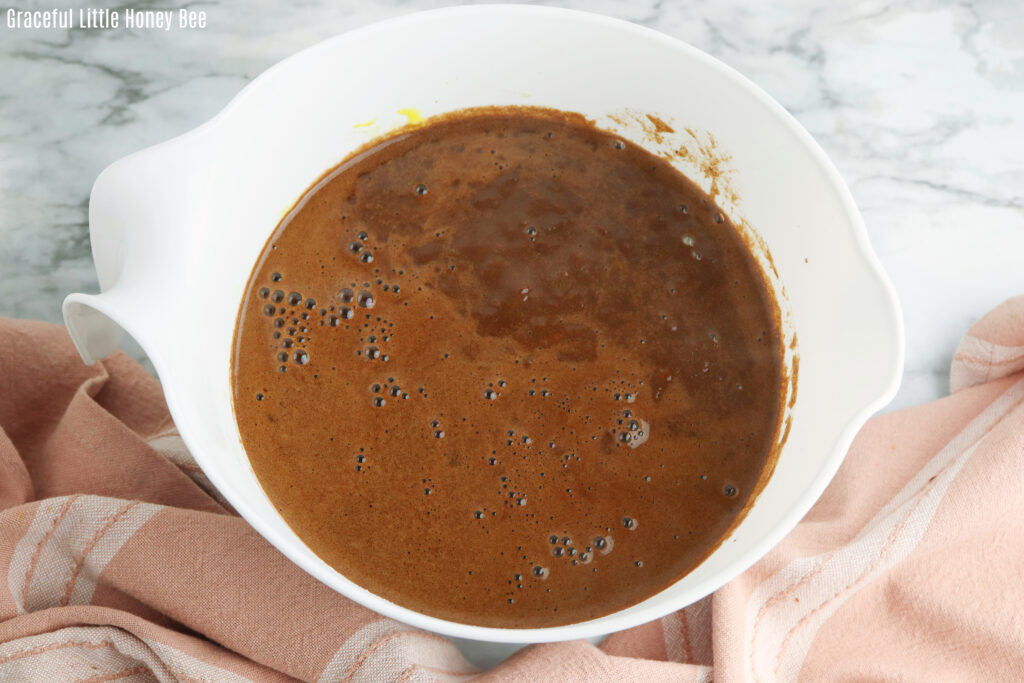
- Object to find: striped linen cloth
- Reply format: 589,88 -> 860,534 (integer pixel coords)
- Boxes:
1,296 -> 1022,682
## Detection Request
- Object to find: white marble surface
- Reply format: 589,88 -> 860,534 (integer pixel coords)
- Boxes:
1,0 -> 1022,668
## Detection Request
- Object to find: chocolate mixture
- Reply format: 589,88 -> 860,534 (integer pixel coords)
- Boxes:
232,108 -> 783,628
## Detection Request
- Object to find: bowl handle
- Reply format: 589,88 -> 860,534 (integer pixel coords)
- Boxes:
63,292 -> 128,365
62,143 -> 192,366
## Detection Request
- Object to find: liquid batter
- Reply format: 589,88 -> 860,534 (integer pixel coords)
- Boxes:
232,107 -> 783,627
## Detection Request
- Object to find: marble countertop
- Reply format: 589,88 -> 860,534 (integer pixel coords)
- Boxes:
2,0 -> 1022,667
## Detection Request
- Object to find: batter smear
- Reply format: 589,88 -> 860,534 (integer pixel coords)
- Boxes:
232,107 -> 783,627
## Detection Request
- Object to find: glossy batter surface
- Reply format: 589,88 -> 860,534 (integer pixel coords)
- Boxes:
232,108 -> 782,627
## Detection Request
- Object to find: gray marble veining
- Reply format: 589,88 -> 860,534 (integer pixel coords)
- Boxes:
1,0 -> 1022,665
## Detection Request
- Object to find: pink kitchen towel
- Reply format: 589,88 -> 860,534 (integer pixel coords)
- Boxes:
1,296 -> 1023,682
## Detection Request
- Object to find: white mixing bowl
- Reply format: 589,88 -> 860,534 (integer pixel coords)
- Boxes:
64,5 -> 903,643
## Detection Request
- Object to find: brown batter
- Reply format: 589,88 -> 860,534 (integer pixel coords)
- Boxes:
232,107 -> 782,628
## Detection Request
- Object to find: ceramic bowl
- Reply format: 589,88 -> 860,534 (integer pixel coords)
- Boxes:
64,5 -> 903,642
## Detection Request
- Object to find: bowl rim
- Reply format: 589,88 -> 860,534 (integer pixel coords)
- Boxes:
129,3 -> 905,643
